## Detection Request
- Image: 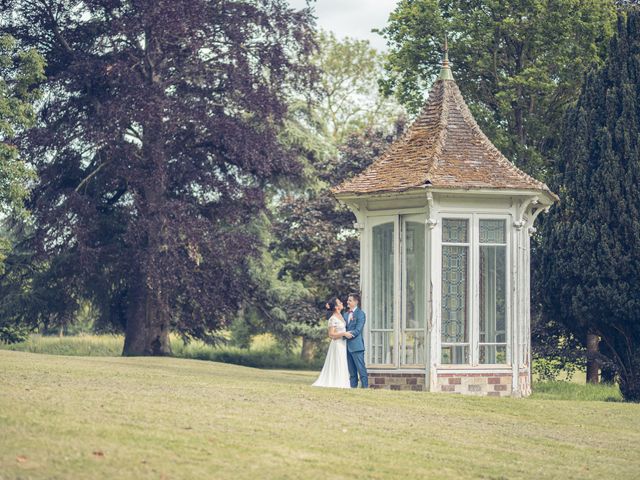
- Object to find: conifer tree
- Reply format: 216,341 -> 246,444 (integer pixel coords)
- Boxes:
541,10 -> 640,401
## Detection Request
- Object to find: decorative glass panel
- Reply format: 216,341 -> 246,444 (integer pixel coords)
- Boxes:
480,345 -> 507,364
443,218 -> 468,243
480,219 -> 506,244
404,222 -> 425,330
442,245 -> 468,343
371,222 -> 394,364
403,331 -> 426,365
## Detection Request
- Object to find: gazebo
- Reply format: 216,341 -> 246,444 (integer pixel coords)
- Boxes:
332,51 -> 558,397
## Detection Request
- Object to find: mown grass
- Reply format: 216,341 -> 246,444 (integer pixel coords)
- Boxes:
0,333 -> 324,370
2,335 -> 625,400
531,380 -> 623,402
1,350 -> 639,480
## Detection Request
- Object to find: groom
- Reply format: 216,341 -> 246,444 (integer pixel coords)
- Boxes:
343,292 -> 368,388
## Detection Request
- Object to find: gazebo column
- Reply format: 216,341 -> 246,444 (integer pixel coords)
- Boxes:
426,193 -> 439,392
512,219 -> 526,397
512,197 -> 544,397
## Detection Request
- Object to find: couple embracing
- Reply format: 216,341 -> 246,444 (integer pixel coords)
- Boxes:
312,293 -> 368,389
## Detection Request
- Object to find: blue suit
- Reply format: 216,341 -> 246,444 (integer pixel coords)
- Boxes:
343,307 -> 368,388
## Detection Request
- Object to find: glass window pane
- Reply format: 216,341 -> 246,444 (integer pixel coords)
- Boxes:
371,222 -> 394,365
404,221 -> 425,330
480,245 -> 507,344
372,223 -> 394,331
403,331 -> 425,365
480,219 -> 506,244
441,345 -> 469,364
480,345 -> 507,364
442,245 -> 468,344
371,331 -> 395,365
443,219 -> 468,243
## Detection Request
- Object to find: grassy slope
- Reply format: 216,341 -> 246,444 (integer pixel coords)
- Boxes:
1,350 -> 639,480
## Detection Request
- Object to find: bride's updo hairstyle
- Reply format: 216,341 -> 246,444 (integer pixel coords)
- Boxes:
325,297 -> 340,319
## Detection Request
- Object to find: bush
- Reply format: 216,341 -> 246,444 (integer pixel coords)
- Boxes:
532,317 -> 584,381
0,324 -> 30,344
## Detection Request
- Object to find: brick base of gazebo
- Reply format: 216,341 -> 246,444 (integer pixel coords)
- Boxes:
369,372 -> 426,391
368,372 -> 531,397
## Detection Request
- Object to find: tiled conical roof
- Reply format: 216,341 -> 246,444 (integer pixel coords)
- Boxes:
332,75 -> 557,200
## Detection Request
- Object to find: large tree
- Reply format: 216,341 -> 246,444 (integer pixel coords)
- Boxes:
1,0 -> 315,355
379,0 -> 616,178
540,10 -> 640,401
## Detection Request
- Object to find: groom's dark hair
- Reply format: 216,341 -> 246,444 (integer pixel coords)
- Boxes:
348,292 -> 360,305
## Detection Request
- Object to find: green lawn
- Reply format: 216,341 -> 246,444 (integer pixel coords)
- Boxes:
1,350 -> 639,479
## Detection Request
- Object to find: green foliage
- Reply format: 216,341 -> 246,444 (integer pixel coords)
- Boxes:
540,11 -> 640,401
0,34 -> 44,277
0,34 -> 44,217
379,0 -> 616,177
533,358 -> 579,382
531,317 -> 585,381
0,235 -> 84,337
1,334 -> 123,356
0,323 -> 29,344
175,343 -> 324,370
238,211 -> 327,348
311,31 -> 403,146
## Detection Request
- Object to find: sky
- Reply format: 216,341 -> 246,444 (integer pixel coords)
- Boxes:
287,0 -> 399,51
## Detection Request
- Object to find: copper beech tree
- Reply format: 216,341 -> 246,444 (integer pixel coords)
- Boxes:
1,0 -> 316,355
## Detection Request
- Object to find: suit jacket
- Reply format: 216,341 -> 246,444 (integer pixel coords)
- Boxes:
343,307 -> 366,353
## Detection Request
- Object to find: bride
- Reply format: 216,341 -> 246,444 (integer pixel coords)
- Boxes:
312,297 -> 351,388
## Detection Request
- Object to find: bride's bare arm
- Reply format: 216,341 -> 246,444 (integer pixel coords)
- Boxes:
328,326 -> 347,340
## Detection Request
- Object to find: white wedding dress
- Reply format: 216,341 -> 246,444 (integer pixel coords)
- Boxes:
312,315 -> 351,388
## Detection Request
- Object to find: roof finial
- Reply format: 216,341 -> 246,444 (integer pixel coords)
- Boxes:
439,34 -> 454,81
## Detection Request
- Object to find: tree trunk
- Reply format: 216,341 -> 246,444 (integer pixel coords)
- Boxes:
586,333 -> 600,384
301,336 -> 316,362
122,112 -> 171,357
122,281 -> 171,356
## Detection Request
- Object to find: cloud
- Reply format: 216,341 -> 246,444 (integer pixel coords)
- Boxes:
288,0 -> 398,51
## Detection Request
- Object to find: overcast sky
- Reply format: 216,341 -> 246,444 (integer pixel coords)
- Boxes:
287,0 -> 399,51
